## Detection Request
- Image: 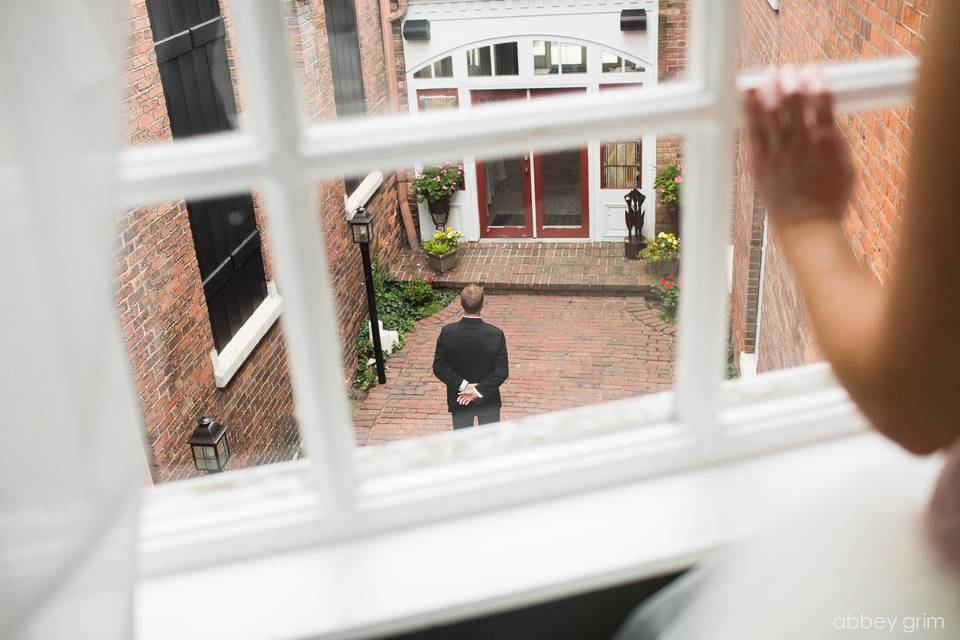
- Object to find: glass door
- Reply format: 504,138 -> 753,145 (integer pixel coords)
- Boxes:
531,88 -> 589,238
472,90 -> 533,238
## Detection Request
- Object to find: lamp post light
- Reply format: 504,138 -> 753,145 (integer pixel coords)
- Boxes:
349,207 -> 386,384
188,417 -> 231,473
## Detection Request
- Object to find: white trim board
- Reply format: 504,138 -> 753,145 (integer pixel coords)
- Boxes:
210,282 -> 283,388
136,431 -> 943,640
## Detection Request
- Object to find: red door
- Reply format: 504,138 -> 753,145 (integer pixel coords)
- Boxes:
472,89 -> 533,238
530,88 -> 590,238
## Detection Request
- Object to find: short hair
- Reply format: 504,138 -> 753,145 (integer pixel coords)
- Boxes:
461,283 -> 484,314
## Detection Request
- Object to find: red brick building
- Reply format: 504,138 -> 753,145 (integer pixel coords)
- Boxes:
730,0 -> 931,374
118,0 -> 411,482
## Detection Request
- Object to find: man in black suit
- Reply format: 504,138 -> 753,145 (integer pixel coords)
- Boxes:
432,284 -> 509,428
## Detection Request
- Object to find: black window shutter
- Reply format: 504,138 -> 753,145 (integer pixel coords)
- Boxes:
323,0 -> 367,118
146,0 -> 268,353
323,0 -> 367,193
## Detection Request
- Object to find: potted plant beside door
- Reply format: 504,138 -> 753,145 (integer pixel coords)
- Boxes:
422,228 -> 463,273
413,164 -> 464,230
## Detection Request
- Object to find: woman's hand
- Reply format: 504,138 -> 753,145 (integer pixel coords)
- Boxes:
743,66 -> 855,234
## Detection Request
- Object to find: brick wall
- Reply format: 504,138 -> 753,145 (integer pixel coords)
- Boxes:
119,0 -> 407,481
655,0 -> 688,235
286,0 -> 409,375
731,0 -> 932,373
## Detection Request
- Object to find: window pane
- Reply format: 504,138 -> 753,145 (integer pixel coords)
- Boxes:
413,66 -> 432,79
560,43 -> 587,74
624,59 -> 645,73
729,105 -> 912,377
602,51 -> 623,73
493,42 -> 519,75
434,56 -> 454,78
466,46 -> 492,76
533,40 -> 559,75
346,136 -> 678,446
740,0 -> 929,65
116,193 -> 301,483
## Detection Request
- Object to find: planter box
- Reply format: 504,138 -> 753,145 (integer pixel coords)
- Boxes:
645,259 -> 679,276
425,246 -> 460,273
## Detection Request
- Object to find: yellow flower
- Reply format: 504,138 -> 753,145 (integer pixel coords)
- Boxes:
446,226 -> 452,233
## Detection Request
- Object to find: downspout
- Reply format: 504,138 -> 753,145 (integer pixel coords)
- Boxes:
379,0 -> 419,250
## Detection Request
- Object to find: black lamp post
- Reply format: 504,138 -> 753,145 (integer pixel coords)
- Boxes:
349,207 -> 386,384
188,417 -> 231,473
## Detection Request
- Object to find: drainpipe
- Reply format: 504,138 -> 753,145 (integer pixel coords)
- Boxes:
379,0 -> 419,250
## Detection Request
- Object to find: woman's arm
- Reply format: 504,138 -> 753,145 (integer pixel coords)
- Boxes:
743,1 -> 960,454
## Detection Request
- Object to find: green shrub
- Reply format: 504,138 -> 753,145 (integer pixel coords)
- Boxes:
403,280 -> 435,308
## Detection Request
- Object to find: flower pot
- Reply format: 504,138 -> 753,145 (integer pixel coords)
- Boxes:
623,238 -> 644,260
428,197 -> 451,228
646,259 -> 679,275
425,246 -> 460,273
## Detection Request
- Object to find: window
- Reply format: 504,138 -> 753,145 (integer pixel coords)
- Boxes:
466,43 -> 519,76
145,0 -> 268,353
323,0 -> 367,193
493,42 -> 519,75
24,0 -> 920,630
533,40 -> 587,74
602,50 -> 646,73
601,141 -> 642,189
413,56 -> 454,79
466,45 -> 492,76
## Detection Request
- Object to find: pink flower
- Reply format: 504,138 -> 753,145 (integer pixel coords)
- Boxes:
674,176 -> 684,184
678,163 -> 684,172
658,187 -> 665,193
434,176 -> 441,182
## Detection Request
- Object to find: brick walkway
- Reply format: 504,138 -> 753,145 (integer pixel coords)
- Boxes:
389,242 -> 654,293
353,293 -> 676,445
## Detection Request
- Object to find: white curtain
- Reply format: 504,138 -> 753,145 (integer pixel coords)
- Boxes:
0,2 -> 145,639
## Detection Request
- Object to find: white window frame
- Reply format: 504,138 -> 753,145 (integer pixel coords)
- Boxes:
119,0 -> 920,622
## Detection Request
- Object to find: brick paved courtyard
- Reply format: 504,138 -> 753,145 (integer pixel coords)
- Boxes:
353,293 -> 676,445
390,242 -> 655,293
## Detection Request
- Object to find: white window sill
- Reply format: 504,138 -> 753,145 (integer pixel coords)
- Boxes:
210,282 -> 283,388
136,432 -> 941,640
344,170 -> 384,216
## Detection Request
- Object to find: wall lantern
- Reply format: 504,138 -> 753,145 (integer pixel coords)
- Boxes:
349,207 -> 372,244
189,417 -> 231,473
620,9 -> 647,32
403,19 -> 430,41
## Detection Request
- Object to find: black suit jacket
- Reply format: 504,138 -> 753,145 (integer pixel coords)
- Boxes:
432,317 -> 509,413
